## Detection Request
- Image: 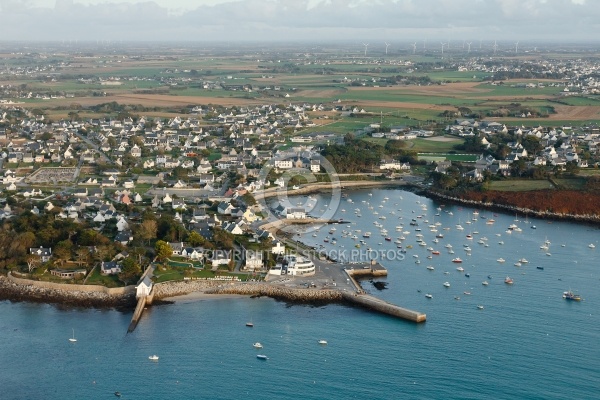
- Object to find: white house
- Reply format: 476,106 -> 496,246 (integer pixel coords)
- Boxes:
244,250 -> 264,271
286,207 -> 306,219
136,275 -> 153,298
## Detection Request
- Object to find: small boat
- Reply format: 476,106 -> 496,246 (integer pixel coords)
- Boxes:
256,355 -> 269,360
431,250 -> 440,255
253,343 -> 263,349
114,392 -> 122,397
589,244 -> 596,249
514,262 -> 522,267
519,258 -> 529,264
536,266 -> 544,270
246,322 -> 254,327
505,276 -> 514,284
427,265 -> 435,271
318,340 -> 328,345
425,294 -> 433,299
452,258 -> 463,263
531,225 -> 537,229
562,290 -> 581,301
477,305 -> 484,310
148,355 -> 159,361
456,266 -> 464,272
69,329 -> 77,343
443,282 -> 450,288
463,291 -> 471,295
482,280 -> 489,286
497,258 -> 505,263
465,273 -> 470,278
454,296 -> 460,300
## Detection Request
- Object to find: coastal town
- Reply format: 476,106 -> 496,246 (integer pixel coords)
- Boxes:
1,42 -> 600,319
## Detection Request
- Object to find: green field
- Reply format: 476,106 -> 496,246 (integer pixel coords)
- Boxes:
488,180 -> 554,191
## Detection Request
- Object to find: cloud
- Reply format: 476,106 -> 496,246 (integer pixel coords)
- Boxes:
0,0 -> 597,42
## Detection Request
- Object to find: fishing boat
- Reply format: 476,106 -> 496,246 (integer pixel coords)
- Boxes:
504,276 -> 514,284
562,290 -> 581,301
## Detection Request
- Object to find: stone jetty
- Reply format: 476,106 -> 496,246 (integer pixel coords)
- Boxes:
206,283 -> 344,303
0,276 -> 135,309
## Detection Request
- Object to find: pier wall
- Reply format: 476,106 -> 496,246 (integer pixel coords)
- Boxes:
341,292 -> 426,323
8,273 -> 135,295
127,295 -> 147,333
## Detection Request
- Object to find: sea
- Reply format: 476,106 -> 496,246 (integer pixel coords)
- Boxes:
2,188 -> 600,400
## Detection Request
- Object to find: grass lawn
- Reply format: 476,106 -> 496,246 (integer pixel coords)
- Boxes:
576,169 -> 600,176
553,177 -> 586,190
488,179 -> 554,191
85,266 -> 123,287
409,137 -> 464,153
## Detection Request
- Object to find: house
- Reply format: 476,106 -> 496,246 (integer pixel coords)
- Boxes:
172,198 -> 186,210
380,159 -> 402,170
50,268 -> 87,279
115,231 -> 133,246
209,250 -> 231,268
181,247 -> 203,260
136,275 -> 153,298
30,247 -> 52,262
217,201 -> 234,215
100,261 -> 122,275
310,159 -> 321,173
286,207 -> 306,219
244,249 -> 264,271
223,222 -> 244,235
272,240 -> 285,255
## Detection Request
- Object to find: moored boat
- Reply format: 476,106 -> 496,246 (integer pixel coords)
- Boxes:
563,290 -> 581,301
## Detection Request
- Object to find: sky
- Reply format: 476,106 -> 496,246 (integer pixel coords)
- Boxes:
0,0 -> 598,43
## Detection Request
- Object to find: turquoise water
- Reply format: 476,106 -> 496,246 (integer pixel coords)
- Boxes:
2,189 -> 600,399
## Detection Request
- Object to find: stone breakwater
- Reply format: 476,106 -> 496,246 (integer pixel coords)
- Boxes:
0,276 -> 136,309
152,280 -> 228,299
206,283 -> 344,303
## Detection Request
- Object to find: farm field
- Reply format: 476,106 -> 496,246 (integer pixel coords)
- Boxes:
488,180 -> 554,191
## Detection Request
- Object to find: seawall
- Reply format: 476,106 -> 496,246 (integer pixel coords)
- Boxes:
1,274 -> 136,309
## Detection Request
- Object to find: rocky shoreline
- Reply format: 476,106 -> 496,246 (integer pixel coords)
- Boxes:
424,190 -> 600,226
0,276 -> 136,310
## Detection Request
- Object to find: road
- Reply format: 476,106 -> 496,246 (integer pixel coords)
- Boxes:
74,131 -> 112,164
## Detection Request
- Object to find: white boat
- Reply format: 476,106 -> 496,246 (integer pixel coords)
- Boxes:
318,340 -> 328,345
256,355 -> 269,360
456,266 -> 464,272
514,262 -> 522,267
519,258 -> 529,264
589,243 -> 596,249
427,265 -> 435,271
443,282 -> 450,288
253,343 -> 263,349
482,280 -> 489,286
477,305 -> 484,310
497,258 -> 505,263
148,355 -> 159,361
68,329 -> 77,343
425,293 -> 433,299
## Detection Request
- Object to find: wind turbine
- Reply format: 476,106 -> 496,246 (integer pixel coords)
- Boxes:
363,43 -> 369,57
440,42 -> 446,55
515,41 -> 519,54
467,42 -> 472,53
385,42 -> 390,55
411,42 -> 417,54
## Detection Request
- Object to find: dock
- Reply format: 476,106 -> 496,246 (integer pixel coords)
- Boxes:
343,262 -> 426,323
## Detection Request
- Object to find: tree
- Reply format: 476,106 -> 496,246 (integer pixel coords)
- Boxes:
26,254 -> 41,273
76,247 -> 92,267
137,219 -> 157,245
155,240 -> 173,262
53,240 -> 73,266
187,231 -> 205,247
118,257 -> 141,285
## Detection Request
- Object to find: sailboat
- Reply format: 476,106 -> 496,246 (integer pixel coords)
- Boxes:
69,329 -> 77,342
